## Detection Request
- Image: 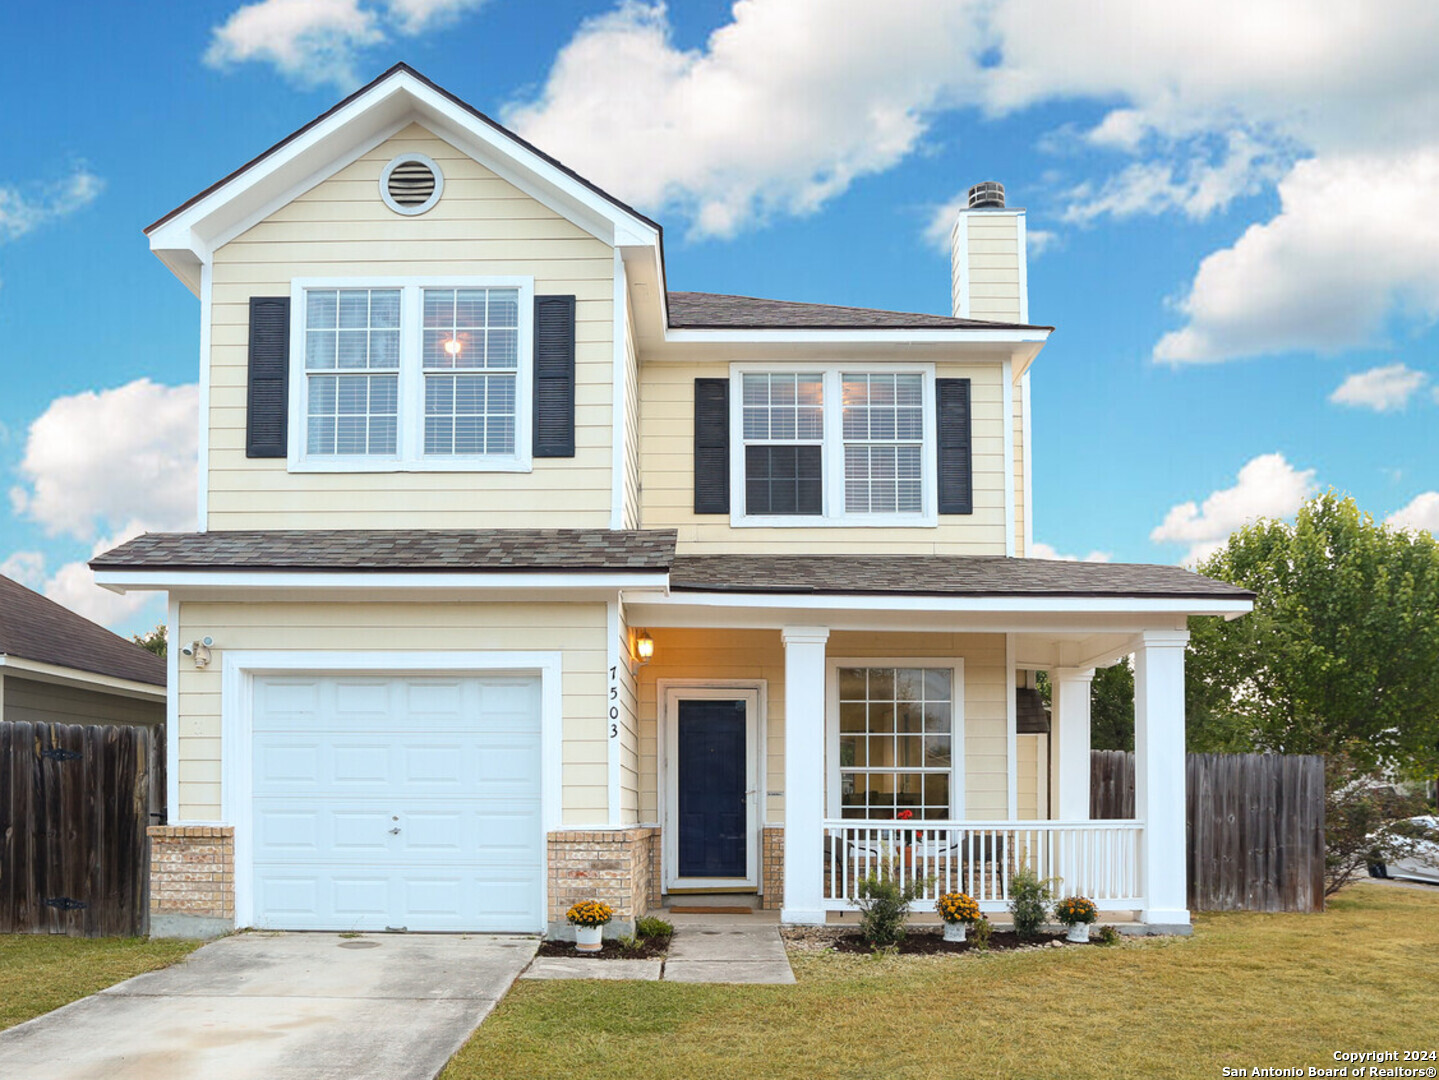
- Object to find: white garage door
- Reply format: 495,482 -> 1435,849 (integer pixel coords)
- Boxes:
250,673 -> 543,932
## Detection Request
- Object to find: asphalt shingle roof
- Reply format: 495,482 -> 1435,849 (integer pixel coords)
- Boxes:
668,554 -> 1252,600
666,291 -> 1052,332
0,574 -> 166,687
91,529 -> 679,572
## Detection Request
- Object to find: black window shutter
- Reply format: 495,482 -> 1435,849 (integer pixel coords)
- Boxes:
693,378 -> 730,514
533,294 -> 576,458
936,377 -> 974,515
246,296 -> 290,459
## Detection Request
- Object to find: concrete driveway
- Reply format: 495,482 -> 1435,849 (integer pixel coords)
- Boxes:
0,932 -> 537,1080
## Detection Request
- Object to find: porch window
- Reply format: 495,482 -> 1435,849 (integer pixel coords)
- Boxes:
837,667 -> 952,820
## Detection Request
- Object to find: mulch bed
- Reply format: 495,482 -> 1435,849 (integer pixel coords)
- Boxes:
535,933 -> 671,960
783,925 -> 1087,955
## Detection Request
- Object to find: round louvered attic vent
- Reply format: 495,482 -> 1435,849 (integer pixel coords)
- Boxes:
380,154 -> 443,215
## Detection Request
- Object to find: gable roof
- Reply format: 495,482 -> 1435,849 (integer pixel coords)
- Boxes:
146,63 -> 659,239
0,574 -> 166,687
667,291 -> 1052,332
145,63 -> 662,294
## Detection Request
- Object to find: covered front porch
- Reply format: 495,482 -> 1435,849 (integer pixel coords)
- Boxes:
627,563 -> 1251,933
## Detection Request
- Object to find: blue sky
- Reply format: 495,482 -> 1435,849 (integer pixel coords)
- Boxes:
1,0 -> 1437,635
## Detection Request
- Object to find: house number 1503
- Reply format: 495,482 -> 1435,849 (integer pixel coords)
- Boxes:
608,665 -> 620,739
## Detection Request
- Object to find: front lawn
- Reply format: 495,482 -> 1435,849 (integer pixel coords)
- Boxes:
445,883 -> 1438,1080
0,935 -> 199,1031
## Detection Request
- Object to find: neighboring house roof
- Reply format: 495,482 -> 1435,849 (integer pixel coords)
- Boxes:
0,574 -> 166,687
667,292 -> 1052,332
92,530 -> 678,572
667,554 -> 1253,600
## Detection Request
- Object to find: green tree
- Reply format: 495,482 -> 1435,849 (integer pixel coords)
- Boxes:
132,624 -> 166,659
1186,492 -> 1439,776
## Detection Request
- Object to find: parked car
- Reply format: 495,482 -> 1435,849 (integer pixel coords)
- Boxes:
1369,816 -> 1439,883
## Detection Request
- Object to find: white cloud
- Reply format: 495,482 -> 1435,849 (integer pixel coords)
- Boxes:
1150,452 -> 1318,564
1026,228 -> 1059,258
0,551 -> 46,590
1329,363 -> 1429,412
7,380 -> 196,631
386,0 -> 486,34
205,0 -> 489,88
0,166 -> 103,243
504,0 -> 980,239
205,0 -> 384,89
1154,151 -> 1439,363
1029,542 -> 1111,563
11,379 -> 197,542
1387,492 -> 1439,535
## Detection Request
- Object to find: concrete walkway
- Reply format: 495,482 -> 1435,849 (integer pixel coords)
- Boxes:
524,912 -> 794,984
0,932 -> 536,1080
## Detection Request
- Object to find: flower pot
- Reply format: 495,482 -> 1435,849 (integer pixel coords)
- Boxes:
1065,923 -> 1091,943
574,924 -> 604,952
943,921 -> 968,943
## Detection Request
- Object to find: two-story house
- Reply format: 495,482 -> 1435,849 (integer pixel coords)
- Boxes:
94,65 -> 1251,941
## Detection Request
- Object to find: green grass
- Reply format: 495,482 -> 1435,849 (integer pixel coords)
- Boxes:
445,883 -> 1439,1080
0,934 -> 199,1031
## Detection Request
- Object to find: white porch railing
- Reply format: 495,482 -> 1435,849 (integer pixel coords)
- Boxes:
822,819 -> 1144,911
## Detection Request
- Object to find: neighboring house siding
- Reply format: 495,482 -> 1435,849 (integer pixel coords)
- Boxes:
2,676 -> 163,727
637,359 -> 1010,554
965,213 -> 1022,322
206,123 -> 616,531
634,628 -> 1012,825
173,600 -> 609,823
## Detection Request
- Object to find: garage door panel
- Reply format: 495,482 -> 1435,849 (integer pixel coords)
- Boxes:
250,673 -> 543,932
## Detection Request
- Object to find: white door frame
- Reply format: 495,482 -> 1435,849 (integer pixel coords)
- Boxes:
221,649 -> 564,931
658,680 -> 766,892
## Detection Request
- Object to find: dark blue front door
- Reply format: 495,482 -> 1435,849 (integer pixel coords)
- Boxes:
677,699 -> 747,878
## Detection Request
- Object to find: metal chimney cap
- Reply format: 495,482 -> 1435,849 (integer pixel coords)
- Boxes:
967,181 -> 1005,209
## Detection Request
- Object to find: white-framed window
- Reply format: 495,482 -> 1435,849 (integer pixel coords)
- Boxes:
729,364 -> 936,526
826,660 -> 964,821
288,277 -> 533,472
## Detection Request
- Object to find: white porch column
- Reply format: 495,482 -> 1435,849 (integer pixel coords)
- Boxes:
781,625 -> 829,925
1133,629 -> 1191,930
1050,667 -> 1094,821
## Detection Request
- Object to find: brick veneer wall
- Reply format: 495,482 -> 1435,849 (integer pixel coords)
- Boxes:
547,827 -> 659,938
149,826 -> 234,937
762,826 -> 784,910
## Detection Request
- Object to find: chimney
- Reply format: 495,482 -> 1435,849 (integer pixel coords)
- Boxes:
950,180 -> 1029,323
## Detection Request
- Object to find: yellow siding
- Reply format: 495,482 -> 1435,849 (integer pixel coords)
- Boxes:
174,600 -> 608,823
637,360 -> 1011,554
1016,733 -> 1047,820
966,213 -> 1022,323
635,629 -> 1012,825
615,605 -> 640,820
207,123 -> 616,531
2,676 -> 163,727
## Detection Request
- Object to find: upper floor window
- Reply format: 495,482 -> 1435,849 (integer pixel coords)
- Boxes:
290,278 -> 533,472
729,365 -> 936,526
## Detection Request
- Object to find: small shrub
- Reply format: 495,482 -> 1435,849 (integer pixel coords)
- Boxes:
635,916 -> 673,940
1008,866 -> 1053,939
970,916 -> 994,950
616,933 -> 640,952
854,865 -> 928,948
1096,924 -> 1122,946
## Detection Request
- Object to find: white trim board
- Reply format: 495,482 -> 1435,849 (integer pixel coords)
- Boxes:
218,649 -> 564,932
656,679 -> 767,894
96,569 -> 669,595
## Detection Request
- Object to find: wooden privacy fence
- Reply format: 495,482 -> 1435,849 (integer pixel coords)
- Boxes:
0,722 -> 164,936
1090,750 -> 1326,912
